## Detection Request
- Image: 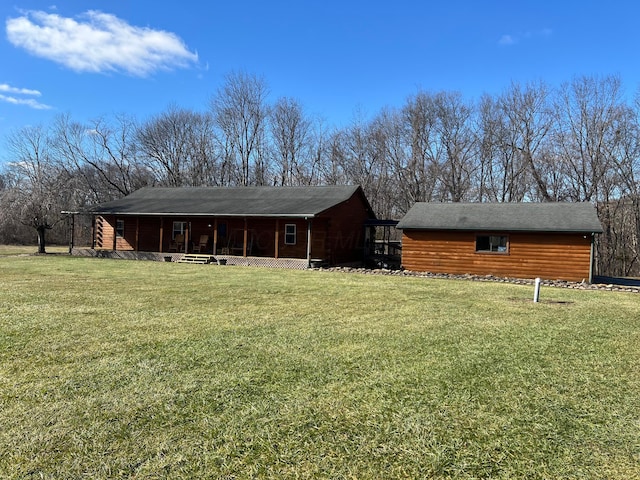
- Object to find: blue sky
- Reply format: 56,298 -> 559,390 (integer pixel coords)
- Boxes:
1,0 -> 639,163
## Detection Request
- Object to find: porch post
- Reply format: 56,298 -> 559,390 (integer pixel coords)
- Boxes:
135,217 -> 140,251
589,233 -> 595,283
112,218 -> 117,251
68,214 -> 75,254
243,218 -> 248,257
159,218 -> 164,253
274,219 -> 280,259
185,222 -> 190,254
91,215 -> 96,249
213,219 -> 218,255
306,218 -> 312,265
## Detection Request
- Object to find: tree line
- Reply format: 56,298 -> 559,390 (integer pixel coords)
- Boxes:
1,71 -> 639,276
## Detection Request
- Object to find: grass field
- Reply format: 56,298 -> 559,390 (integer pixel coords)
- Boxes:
0,244 -> 68,256
1,255 -> 639,479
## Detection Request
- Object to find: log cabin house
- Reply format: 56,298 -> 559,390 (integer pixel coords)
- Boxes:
397,202 -> 603,282
81,185 -> 375,268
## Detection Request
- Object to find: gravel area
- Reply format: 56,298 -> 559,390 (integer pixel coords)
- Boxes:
314,266 -> 640,294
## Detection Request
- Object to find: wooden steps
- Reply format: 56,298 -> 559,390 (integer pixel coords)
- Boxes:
176,254 -> 216,264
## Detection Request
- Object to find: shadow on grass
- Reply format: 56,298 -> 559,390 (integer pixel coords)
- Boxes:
509,297 -> 574,305
594,276 -> 640,287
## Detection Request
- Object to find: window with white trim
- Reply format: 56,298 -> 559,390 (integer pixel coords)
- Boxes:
284,224 -> 296,245
173,221 -> 187,239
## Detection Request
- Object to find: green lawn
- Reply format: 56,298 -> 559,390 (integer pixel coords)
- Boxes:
0,244 -> 68,256
1,255 -> 639,479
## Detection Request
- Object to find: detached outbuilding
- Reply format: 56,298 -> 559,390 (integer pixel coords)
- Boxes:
80,185 -> 375,268
397,202 -> 603,282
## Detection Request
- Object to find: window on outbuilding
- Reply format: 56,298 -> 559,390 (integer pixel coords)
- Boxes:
476,234 -> 508,253
284,224 -> 296,245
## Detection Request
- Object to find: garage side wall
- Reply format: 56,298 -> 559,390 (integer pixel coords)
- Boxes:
401,230 -> 594,282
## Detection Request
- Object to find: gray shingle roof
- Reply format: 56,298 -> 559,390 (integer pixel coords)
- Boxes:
396,202 -> 603,233
89,185 -> 371,218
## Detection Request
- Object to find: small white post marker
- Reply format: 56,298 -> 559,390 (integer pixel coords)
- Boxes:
533,277 -> 541,303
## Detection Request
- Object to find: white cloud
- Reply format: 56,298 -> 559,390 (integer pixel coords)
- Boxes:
498,34 -> 516,46
6,10 -> 199,77
0,83 -> 42,96
0,83 -> 51,109
0,94 -> 52,110
499,29 -> 552,46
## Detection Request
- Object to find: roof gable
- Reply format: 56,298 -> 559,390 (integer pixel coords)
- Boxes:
90,185 -> 372,218
397,202 -> 603,233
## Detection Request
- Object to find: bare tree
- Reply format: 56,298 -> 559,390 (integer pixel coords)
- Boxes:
372,108 -> 407,215
319,129 -> 349,186
432,92 -> 479,202
397,91 -> 441,205
338,111 -> 393,217
478,95 -> 530,202
304,117 -> 330,186
2,125 -> 69,252
0,170 -> 31,244
596,95 -> 640,276
52,113 -> 150,204
270,97 -> 313,185
554,75 -> 624,203
551,76 -> 631,276
137,106 -> 217,187
497,81 -> 556,201
211,71 -> 270,186
86,115 -> 152,196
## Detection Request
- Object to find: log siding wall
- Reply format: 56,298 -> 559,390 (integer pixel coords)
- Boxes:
320,192 -> 371,264
402,230 -> 594,282
95,215 -> 135,251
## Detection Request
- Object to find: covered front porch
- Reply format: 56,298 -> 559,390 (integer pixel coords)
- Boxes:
71,185 -> 376,268
83,214 -> 328,267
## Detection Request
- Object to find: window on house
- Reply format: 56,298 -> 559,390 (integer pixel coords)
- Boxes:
285,224 -> 296,245
476,234 -> 508,253
172,221 -> 187,239
116,219 -> 125,237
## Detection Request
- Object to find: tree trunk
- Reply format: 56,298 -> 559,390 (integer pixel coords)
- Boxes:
36,225 -> 47,254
